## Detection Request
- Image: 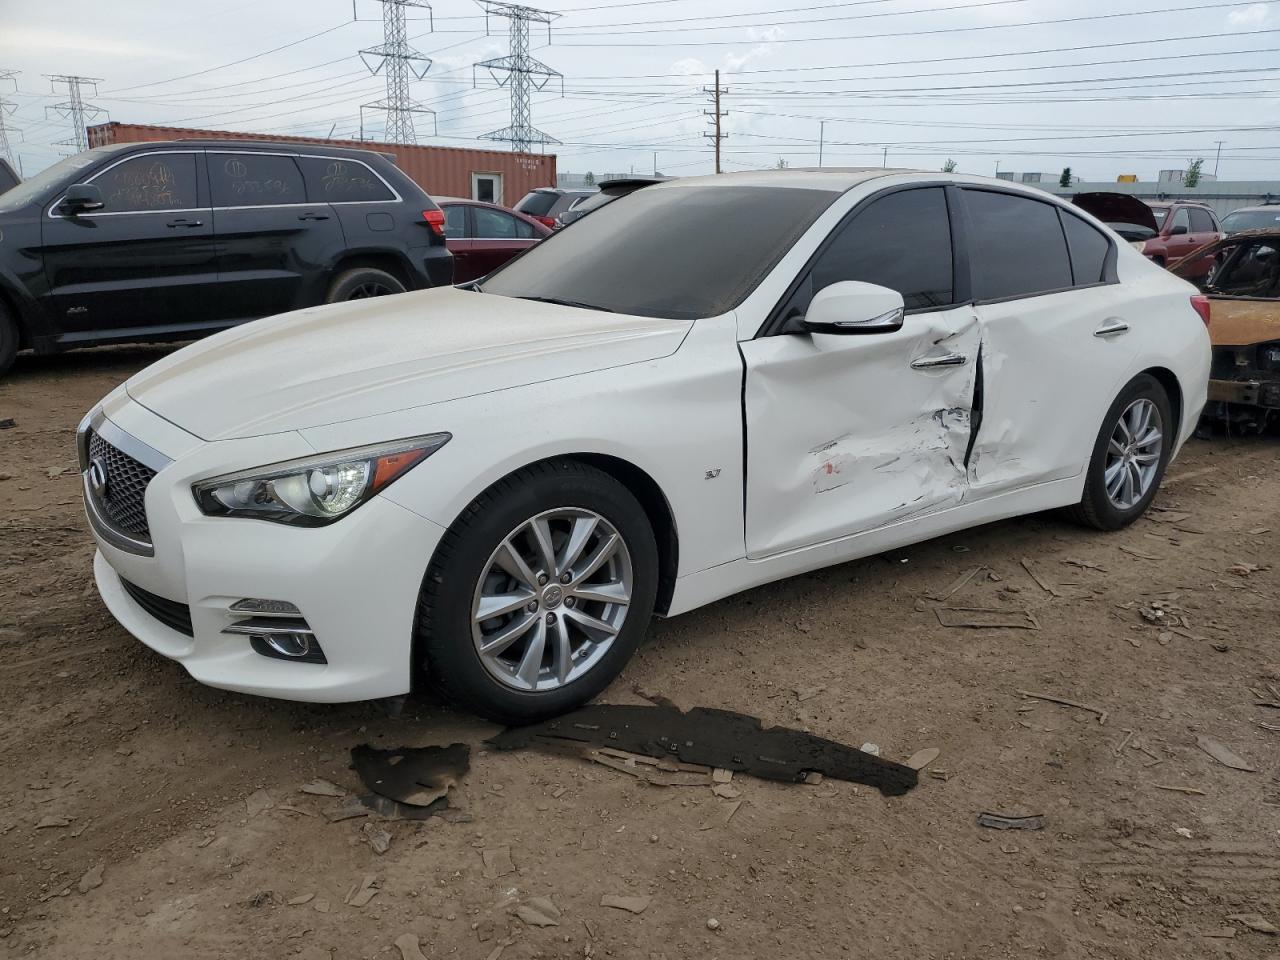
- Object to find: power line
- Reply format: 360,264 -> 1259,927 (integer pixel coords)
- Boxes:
45,75 -> 105,153
360,0 -> 437,143
473,2 -> 563,152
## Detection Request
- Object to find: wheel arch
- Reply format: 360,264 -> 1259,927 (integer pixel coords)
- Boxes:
1140,365 -> 1183,441
328,250 -> 415,291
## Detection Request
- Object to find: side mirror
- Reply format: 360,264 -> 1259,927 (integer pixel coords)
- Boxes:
800,281 -> 905,336
62,183 -> 104,213
1169,224 -> 1188,236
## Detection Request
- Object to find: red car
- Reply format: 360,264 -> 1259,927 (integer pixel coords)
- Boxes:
1142,200 -> 1223,276
436,198 -> 551,283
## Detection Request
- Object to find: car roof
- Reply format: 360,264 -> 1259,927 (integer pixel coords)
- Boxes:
1227,205 -> 1280,214
138,139 -> 395,160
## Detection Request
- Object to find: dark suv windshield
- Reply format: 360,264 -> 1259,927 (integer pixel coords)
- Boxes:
481,184 -> 838,319
1222,209 -> 1280,234
0,148 -> 118,213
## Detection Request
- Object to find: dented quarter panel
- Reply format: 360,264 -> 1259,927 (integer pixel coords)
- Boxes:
741,306 -> 981,559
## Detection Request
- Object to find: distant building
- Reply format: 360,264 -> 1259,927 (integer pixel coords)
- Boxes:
1157,169 -> 1218,186
87,121 -> 556,206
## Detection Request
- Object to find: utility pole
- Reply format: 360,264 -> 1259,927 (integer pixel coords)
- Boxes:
652,151 -> 657,175
0,70 -> 20,168
881,145 -> 888,167
360,0 -> 436,144
45,75 -> 104,153
1213,140 -> 1224,177
473,2 -> 564,154
818,119 -> 825,168
703,69 -> 728,174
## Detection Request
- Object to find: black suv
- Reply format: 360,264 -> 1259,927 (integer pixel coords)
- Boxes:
0,140 -> 453,375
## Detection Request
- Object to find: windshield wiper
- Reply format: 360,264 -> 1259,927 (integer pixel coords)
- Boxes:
516,295 -> 616,313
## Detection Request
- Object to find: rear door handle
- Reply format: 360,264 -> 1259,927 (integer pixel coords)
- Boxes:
297,211 -> 330,221
910,352 -> 967,369
166,218 -> 203,228
1094,319 -> 1130,338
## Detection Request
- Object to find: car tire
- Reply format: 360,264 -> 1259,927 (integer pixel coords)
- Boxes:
1066,373 -> 1174,531
325,268 -> 406,303
0,301 -> 18,378
417,459 -> 659,724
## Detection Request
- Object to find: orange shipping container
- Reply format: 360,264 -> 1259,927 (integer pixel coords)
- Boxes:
87,122 -> 556,208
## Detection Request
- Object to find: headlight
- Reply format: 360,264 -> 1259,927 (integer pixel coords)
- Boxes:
192,433 -> 450,526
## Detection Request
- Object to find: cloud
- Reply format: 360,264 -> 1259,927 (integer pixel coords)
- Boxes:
0,26 -> 182,60
1227,3 -> 1275,26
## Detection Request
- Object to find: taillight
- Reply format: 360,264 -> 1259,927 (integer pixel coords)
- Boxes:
533,215 -> 556,228
422,209 -> 446,237
1190,295 -> 1211,328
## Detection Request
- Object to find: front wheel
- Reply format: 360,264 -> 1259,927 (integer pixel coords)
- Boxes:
0,302 -> 19,377
1067,373 -> 1173,530
417,460 -> 659,723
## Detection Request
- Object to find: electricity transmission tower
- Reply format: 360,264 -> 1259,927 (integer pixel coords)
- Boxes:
359,0 -> 436,144
46,75 -> 104,153
473,2 -> 563,153
703,70 -> 727,174
0,70 -> 20,168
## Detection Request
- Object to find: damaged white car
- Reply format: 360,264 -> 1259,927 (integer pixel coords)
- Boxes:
80,170 -> 1211,721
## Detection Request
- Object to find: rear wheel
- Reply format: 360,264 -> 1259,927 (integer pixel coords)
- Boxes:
325,267 -> 406,303
0,302 -> 18,377
417,460 -> 658,723
1067,374 -> 1173,530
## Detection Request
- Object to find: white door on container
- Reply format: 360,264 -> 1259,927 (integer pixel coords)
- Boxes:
472,172 -> 503,205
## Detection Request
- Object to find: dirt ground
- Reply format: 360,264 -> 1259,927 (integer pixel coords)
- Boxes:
1,345 -> 1278,960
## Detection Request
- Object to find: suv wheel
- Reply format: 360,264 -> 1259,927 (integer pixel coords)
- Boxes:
0,301 -> 19,377
325,268 -> 406,303
417,460 -> 659,724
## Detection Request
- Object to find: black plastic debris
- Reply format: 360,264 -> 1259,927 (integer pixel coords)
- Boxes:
487,704 -> 918,797
351,742 -> 470,818
976,812 -> 1045,831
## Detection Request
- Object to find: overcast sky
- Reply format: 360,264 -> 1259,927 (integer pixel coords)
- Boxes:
2,0 -> 1278,183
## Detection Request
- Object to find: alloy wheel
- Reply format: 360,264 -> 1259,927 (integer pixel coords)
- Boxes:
346,281 -> 397,299
1104,398 -> 1164,509
471,508 -> 633,692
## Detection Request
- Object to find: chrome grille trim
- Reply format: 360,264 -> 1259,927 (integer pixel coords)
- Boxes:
78,409 -> 172,557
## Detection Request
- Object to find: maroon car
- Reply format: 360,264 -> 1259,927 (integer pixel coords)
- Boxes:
437,198 -> 551,283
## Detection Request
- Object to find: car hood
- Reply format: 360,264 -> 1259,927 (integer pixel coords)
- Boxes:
125,287 -> 692,441
1072,192 -> 1159,234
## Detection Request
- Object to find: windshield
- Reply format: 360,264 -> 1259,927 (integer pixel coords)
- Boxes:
1222,209 -> 1280,234
0,148 -> 115,213
1150,207 -> 1169,227
480,184 -> 839,319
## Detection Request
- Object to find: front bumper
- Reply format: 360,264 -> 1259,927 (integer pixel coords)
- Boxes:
84,397 -> 447,703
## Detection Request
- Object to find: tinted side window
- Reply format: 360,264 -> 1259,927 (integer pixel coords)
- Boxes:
1171,208 -> 1190,233
513,217 -> 535,239
514,192 -> 557,217
210,153 -> 304,208
1059,210 -> 1110,285
474,207 -> 519,239
1189,208 -> 1216,233
964,190 -> 1072,300
92,154 -> 198,212
298,156 -> 394,203
443,204 -> 470,238
809,188 -> 953,310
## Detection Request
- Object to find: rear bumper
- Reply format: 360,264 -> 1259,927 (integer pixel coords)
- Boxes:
1207,377 -> 1280,408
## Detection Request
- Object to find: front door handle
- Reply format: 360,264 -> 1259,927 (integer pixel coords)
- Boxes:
910,352 -> 967,369
166,218 -> 203,228
1094,319 -> 1130,338
297,211 -> 331,221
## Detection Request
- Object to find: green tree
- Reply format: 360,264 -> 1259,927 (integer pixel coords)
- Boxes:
1059,167 -> 1073,188
775,157 -> 790,169
583,171 -> 596,186
1184,158 -> 1204,188
942,159 -> 957,173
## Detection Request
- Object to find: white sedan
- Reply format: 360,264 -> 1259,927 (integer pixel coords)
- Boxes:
79,170 -> 1211,721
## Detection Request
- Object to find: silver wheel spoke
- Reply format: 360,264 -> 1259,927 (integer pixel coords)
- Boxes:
565,608 -> 619,639
529,517 -> 558,578
475,591 -> 533,623
570,581 -> 630,606
1108,436 -> 1126,457
516,619 -> 548,687
558,515 -> 599,575
571,533 -> 620,586
1104,398 -> 1164,511
495,541 -> 539,592
1105,460 -> 1126,496
480,613 -> 537,657
1133,450 -> 1161,465
550,616 -> 573,684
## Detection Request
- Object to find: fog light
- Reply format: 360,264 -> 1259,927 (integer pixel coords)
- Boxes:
223,615 -> 326,664
230,598 -> 302,616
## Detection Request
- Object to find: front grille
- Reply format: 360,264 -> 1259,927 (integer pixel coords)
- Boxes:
87,430 -> 156,541
120,579 -> 194,637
